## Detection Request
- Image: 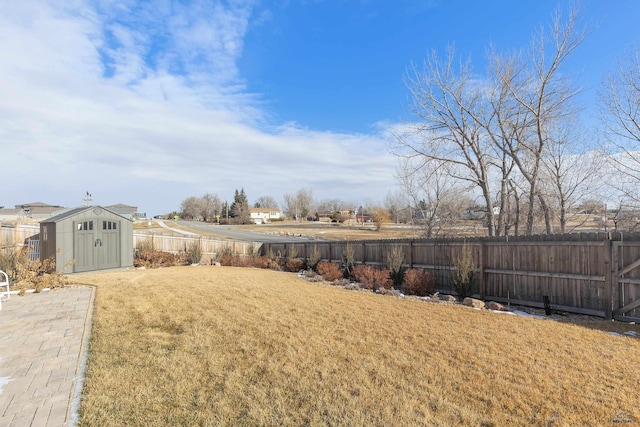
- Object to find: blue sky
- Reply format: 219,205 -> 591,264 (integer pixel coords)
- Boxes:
1,0 -> 639,216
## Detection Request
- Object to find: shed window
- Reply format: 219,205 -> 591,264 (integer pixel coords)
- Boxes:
103,221 -> 117,230
78,221 -> 94,231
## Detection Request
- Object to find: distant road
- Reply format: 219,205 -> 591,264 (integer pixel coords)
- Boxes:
176,220 -> 325,243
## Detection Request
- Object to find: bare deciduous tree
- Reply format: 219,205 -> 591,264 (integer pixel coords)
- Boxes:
254,195 -> 279,210
180,196 -> 203,220
601,47 -> 640,203
384,190 -> 411,224
283,188 -> 314,221
201,193 -> 222,222
399,157 -> 470,238
396,46 -> 499,235
540,124 -> 604,233
397,3 -> 586,236
489,4 -> 586,235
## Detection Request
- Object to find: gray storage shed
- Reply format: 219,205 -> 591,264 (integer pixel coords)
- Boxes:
40,206 -> 133,273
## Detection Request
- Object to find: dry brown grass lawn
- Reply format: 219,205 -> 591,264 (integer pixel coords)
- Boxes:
73,267 -> 640,426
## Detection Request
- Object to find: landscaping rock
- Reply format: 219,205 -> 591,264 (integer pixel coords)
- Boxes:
439,294 -> 457,303
486,301 -> 505,311
462,297 -> 485,309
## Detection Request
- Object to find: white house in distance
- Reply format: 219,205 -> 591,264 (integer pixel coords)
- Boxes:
249,208 -> 283,224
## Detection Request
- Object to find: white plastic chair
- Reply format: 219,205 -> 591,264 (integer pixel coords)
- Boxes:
0,270 -> 9,311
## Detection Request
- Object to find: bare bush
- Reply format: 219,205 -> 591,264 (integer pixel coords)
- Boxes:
352,265 -> 393,291
316,261 -> 343,282
402,269 -> 435,296
0,249 -> 68,293
284,258 -> 306,273
307,245 -> 322,271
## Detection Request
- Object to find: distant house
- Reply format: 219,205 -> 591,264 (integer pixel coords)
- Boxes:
0,202 -> 67,221
105,204 -> 147,221
461,206 -> 487,221
249,208 -> 283,224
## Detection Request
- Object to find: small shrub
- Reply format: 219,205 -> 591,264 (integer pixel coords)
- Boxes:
218,255 -> 237,267
134,250 -> 177,268
316,261 -> 343,282
186,241 -> 202,265
2,251 -> 68,293
284,258 -> 306,272
386,245 -> 405,289
342,243 -> 355,277
286,246 -> 299,260
135,238 -> 154,253
219,245 -> 235,257
247,243 -> 261,258
251,256 -> 270,269
307,245 -> 322,271
352,265 -> 392,291
402,268 -> 435,296
452,242 -> 476,298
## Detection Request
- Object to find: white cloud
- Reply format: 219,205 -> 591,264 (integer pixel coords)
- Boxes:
0,0 -> 399,215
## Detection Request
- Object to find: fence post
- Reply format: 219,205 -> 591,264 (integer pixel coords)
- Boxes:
409,240 -> 414,269
479,240 -> 485,299
603,237 -> 613,320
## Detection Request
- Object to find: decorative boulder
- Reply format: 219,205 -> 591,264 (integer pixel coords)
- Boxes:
486,301 -> 505,311
439,294 -> 457,303
462,297 -> 485,309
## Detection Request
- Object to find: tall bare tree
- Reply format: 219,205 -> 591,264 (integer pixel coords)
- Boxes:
180,196 -> 203,220
254,195 -> 279,210
384,190 -> 411,224
540,124 -> 604,233
399,157 -> 470,238
200,193 -> 222,222
601,47 -> 640,203
396,46 -> 499,235
488,4 -> 586,234
283,188 -> 314,221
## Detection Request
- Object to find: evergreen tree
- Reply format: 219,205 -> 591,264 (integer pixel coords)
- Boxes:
229,188 -> 250,223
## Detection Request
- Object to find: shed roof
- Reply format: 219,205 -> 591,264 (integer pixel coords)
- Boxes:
42,206 -> 132,223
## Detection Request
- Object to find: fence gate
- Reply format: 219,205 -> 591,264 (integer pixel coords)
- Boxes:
613,241 -> 640,322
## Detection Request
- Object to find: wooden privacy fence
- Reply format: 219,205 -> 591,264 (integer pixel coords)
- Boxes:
1,224 -> 260,262
1,223 -> 40,249
133,232 -> 261,260
262,233 -> 640,322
